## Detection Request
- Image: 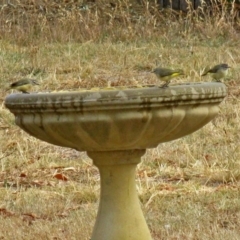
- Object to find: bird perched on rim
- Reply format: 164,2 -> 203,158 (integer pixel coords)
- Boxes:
201,63 -> 231,82
9,79 -> 39,93
152,67 -> 184,88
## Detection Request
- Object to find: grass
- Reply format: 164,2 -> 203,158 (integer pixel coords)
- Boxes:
0,0 -> 240,239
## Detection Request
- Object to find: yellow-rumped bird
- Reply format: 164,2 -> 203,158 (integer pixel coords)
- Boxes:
201,63 -> 231,82
152,67 -> 184,88
9,79 -> 39,93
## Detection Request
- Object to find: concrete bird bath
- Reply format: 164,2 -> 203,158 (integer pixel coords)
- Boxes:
5,82 -> 227,240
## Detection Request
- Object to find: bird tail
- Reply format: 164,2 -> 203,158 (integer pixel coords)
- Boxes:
201,67 -> 210,76
174,69 -> 184,76
201,71 -> 208,76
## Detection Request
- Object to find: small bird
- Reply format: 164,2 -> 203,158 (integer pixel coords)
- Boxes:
9,79 -> 39,93
201,63 -> 231,82
152,67 -> 184,88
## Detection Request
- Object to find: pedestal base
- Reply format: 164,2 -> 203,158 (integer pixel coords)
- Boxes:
88,150 -> 152,240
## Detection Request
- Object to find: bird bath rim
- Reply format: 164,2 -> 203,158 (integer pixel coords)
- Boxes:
5,82 -> 227,113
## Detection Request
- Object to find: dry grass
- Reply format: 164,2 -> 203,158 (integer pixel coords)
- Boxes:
0,0 -> 240,239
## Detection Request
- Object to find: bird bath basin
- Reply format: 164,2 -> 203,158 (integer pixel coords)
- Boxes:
5,83 -> 227,240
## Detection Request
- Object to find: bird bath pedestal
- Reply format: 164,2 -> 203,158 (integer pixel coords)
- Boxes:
5,83 -> 227,240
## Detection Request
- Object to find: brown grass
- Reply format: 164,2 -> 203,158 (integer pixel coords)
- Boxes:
0,0 -> 240,239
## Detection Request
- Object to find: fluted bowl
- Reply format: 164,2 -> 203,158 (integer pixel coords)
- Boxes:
5,83 -> 227,151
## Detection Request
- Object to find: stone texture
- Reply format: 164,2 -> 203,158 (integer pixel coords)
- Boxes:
5,83 -> 227,151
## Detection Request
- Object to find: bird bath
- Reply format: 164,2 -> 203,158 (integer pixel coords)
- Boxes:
5,83 -> 227,240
